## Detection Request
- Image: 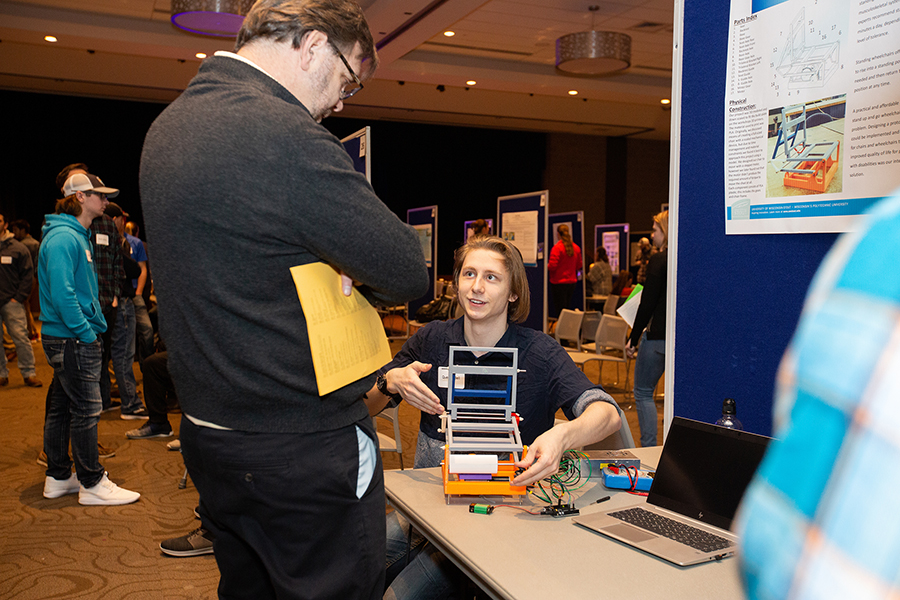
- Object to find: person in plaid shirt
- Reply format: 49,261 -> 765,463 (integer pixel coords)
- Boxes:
737,189 -> 900,599
89,211 -> 123,412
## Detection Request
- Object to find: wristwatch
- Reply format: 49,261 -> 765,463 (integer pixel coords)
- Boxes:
376,372 -> 402,403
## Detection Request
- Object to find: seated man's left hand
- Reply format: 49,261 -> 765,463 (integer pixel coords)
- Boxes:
511,428 -> 567,486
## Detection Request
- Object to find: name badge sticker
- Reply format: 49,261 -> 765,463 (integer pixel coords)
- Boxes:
0,256 -> 11,265
437,367 -> 465,389
96,233 -> 109,246
85,249 -> 93,263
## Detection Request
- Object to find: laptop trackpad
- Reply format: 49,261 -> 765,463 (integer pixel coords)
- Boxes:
604,523 -> 657,543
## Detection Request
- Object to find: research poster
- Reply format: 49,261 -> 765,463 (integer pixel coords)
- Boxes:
413,223 -> 433,267
725,0 -> 900,234
603,232 -> 621,273
502,210 -> 539,266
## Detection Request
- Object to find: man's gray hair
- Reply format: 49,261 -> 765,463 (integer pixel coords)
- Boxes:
235,0 -> 378,78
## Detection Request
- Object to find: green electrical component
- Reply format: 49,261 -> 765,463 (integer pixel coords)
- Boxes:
468,503 -> 494,515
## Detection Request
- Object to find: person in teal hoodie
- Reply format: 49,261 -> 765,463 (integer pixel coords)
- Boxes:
40,172 -> 140,506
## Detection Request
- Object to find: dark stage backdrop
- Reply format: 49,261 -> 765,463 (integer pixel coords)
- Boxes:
0,89 -> 546,279
323,118 -> 546,278
0,90 -> 166,240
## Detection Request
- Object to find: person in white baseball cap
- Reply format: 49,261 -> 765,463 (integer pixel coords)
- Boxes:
39,172 -> 140,506
62,173 -> 119,199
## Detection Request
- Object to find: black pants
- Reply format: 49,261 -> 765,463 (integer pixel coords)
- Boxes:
181,415 -> 385,600
143,351 -> 175,428
99,304 -> 117,410
550,282 -> 576,317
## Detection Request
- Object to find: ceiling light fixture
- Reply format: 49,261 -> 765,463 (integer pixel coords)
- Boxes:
660,98 -> 671,105
171,0 -> 254,37
44,35 -> 57,43
443,31 -> 455,37
196,52 -> 207,59
568,90 -> 578,96
556,5 -> 631,76
466,80 -> 476,86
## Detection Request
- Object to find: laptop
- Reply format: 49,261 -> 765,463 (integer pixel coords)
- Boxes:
573,416 -> 771,566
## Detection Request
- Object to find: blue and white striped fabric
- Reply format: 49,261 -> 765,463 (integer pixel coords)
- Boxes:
737,190 -> 900,600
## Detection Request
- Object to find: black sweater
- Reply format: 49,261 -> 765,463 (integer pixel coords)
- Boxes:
629,249 -> 667,346
140,56 -> 428,433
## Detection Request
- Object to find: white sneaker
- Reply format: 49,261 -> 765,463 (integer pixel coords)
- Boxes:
78,473 -> 140,506
43,472 -> 80,498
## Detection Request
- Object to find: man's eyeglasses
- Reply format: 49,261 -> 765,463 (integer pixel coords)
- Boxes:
331,44 -> 363,100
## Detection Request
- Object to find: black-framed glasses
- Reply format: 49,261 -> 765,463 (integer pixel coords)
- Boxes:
331,44 -> 363,100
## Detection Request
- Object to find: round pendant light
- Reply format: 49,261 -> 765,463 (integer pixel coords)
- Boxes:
556,6 -> 631,76
171,0 -> 255,37
556,30 -> 631,75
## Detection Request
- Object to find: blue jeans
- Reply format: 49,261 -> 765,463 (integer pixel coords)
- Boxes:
131,295 -> 154,367
42,335 -> 104,488
385,511 -> 458,600
0,300 -> 36,378
110,298 -> 143,413
633,331 -> 665,447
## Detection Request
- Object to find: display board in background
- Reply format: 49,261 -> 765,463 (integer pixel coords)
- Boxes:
498,191 -> 548,333
594,223 -> 630,277
407,206 -> 438,320
723,0 -> 899,234
548,211 -> 585,313
340,127 -> 371,183
463,218 -> 494,240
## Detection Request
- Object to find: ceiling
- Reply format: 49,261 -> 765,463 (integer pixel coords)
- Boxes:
0,0 -> 675,138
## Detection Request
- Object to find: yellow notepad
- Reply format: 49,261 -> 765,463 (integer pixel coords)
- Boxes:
290,262 -> 391,396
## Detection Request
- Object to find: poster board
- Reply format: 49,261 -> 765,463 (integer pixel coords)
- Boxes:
498,191 -> 548,333
548,211 -> 585,312
594,223 -> 630,277
671,0 -> 839,435
340,127 -> 371,183
407,206 -> 438,320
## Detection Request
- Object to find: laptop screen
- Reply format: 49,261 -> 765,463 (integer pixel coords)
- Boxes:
647,417 -> 771,531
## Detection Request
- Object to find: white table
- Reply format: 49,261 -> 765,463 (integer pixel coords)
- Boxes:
384,447 -> 745,600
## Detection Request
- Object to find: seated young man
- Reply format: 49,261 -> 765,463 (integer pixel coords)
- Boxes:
365,235 -> 622,599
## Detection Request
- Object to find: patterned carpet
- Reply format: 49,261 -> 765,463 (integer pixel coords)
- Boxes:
0,342 -> 218,600
0,337 -> 655,599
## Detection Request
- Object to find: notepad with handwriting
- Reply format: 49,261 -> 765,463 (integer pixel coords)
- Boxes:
290,262 -> 391,396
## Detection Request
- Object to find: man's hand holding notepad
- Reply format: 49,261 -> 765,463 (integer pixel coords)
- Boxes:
290,262 -> 392,396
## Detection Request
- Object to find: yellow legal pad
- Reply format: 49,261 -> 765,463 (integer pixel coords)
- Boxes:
290,262 -> 392,396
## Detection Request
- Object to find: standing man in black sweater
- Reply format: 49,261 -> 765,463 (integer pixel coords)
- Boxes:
139,1 -> 428,597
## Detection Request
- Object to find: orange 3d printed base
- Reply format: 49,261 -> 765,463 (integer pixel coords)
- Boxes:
441,445 -> 527,501
782,141 -> 840,193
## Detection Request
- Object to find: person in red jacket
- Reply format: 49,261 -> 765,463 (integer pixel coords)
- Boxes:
547,223 -> 582,317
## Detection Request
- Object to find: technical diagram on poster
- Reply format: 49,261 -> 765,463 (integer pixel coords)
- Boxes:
724,0 -> 900,234
775,8 -> 840,90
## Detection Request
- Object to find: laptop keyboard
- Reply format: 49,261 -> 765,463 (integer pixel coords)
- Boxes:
609,507 -> 734,553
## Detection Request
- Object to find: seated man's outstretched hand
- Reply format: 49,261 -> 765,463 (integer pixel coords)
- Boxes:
387,362 -> 444,415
